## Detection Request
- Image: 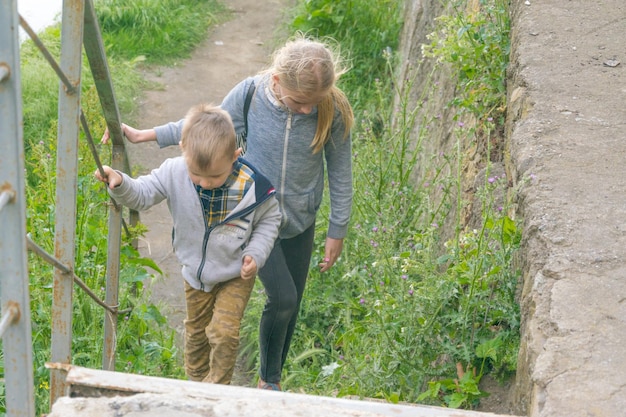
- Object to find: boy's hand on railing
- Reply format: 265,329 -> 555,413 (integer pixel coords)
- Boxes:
94,166 -> 123,190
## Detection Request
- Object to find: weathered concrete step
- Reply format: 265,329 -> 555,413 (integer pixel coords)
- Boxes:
47,365 -> 520,417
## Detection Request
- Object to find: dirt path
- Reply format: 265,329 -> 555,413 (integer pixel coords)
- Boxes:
126,0 -> 292,384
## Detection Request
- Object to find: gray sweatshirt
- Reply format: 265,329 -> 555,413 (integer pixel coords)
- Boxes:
108,157 -> 281,292
154,74 -> 353,240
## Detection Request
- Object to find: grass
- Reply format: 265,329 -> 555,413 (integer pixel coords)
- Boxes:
4,0 -> 519,414
96,0 -> 228,64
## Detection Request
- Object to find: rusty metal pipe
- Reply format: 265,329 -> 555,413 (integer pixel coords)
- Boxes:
0,63 -> 9,83
0,302 -> 20,338
0,189 -> 15,212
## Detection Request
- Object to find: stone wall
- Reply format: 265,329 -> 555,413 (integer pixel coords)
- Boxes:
395,0 -> 507,244
396,0 -> 523,413
395,0 -> 532,415
395,0 -> 458,245
398,0 -> 626,416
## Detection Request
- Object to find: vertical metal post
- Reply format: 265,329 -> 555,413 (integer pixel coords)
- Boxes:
0,1 -> 36,416
49,0 -> 85,407
83,0 -> 127,370
103,157 -> 123,371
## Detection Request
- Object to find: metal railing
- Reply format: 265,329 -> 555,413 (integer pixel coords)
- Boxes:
1,2 -> 36,416
1,0 -> 137,414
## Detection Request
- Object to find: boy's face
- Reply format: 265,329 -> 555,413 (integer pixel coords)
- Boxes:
185,149 -> 240,190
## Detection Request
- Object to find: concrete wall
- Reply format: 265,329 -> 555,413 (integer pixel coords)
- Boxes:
504,1 -> 626,416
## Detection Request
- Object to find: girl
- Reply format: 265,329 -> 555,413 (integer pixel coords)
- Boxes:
107,34 -> 354,391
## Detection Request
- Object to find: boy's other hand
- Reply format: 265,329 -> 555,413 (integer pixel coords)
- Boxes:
241,255 -> 257,280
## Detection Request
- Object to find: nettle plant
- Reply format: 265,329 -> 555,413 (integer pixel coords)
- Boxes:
422,0 -> 510,125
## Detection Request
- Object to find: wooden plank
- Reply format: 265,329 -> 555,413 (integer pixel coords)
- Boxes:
49,364 -> 518,417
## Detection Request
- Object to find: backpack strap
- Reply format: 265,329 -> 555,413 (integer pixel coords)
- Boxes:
236,80 -> 256,154
243,80 -> 256,136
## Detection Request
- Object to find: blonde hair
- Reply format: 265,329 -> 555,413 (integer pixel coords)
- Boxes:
180,104 -> 236,170
267,33 -> 354,153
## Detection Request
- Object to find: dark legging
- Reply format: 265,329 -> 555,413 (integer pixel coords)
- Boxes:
257,223 -> 315,384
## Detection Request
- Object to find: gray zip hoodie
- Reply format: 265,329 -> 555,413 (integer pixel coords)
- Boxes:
108,157 -> 281,292
154,74 -> 353,240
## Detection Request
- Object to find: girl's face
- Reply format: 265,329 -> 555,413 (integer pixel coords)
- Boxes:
272,75 -> 328,115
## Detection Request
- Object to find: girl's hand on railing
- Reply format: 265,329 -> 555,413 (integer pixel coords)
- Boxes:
100,123 -> 157,144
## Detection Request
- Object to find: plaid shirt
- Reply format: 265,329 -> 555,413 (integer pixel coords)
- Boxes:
196,160 -> 254,227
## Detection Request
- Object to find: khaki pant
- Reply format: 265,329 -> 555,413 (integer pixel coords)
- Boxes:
183,277 -> 255,384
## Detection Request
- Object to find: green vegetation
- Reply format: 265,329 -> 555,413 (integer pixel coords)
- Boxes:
422,0 -> 510,125
242,0 -> 518,409
4,0 -> 517,414
289,0 -> 403,106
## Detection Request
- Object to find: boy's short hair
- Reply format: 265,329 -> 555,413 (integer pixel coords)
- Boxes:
181,104 -> 237,170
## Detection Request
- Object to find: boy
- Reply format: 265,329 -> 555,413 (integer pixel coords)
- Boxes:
95,104 -> 281,384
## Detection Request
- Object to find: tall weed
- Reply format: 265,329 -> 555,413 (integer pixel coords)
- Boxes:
422,0 -> 510,125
